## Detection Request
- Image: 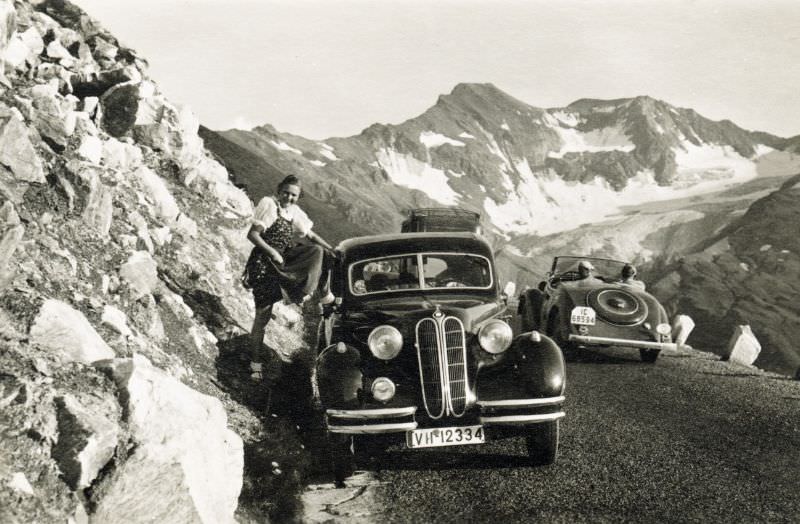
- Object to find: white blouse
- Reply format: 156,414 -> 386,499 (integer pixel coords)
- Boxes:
251,196 -> 313,237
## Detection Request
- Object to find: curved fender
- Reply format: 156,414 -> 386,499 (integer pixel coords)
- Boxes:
316,344 -> 362,408
514,332 -> 566,397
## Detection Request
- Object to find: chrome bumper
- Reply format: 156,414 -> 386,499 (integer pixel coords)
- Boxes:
478,395 -> 565,425
326,406 -> 418,434
568,334 -> 678,352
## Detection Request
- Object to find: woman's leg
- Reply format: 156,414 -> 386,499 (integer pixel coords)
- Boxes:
250,304 -> 272,357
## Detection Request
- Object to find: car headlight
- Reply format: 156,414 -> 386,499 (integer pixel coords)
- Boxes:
656,323 -> 671,336
478,319 -> 513,354
367,325 -> 403,360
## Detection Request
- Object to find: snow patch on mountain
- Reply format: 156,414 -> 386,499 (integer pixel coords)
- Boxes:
269,140 -> 302,155
309,160 -> 326,167
419,131 -> 465,148
543,112 -> 635,158
672,141 -> 759,188
459,132 -> 475,139
319,143 -> 338,160
482,152 -> 769,236
375,148 -> 460,205
501,121 -> 510,131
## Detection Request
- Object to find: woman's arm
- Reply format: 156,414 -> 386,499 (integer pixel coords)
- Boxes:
306,230 -> 333,252
247,225 -> 284,265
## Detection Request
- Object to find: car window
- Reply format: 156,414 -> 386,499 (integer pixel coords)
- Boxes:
349,253 -> 492,295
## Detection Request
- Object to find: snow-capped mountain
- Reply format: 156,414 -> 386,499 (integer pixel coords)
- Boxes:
206,83 -> 800,286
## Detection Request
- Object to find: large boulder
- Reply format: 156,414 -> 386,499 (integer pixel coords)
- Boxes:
93,355 -> 243,523
29,299 -> 115,364
0,104 -> 46,186
51,393 -> 120,490
722,325 -> 761,366
118,250 -> 159,299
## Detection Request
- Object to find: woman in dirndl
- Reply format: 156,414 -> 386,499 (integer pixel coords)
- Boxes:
243,175 -> 334,374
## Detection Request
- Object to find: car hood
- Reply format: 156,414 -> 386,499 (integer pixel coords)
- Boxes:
347,296 -> 504,332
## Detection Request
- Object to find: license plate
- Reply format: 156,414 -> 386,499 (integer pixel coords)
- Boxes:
571,306 -> 596,326
406,425 -> 485,449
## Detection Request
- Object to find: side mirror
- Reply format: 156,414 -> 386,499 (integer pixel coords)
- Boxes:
502,281 -> 516,299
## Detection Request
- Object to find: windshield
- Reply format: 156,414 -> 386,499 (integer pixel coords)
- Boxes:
349,252 -> 493,295
552,256 -> 628,280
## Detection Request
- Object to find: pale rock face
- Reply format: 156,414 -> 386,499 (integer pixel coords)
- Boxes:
29,299 -> 115,364
93,355 -> 243,524
102,136 -> 143,173
118,250 -> 158,299
76,134 -> 103,164
52,394 -> 120,489
0,201 -> 23,289
30,84 -> 77,145
132,165 -> 180,222
101,304 -> 133,337
81,180 -> 113,237
0,104 -> 46,184
7,473 -> 34,496
723,325 -> 762,366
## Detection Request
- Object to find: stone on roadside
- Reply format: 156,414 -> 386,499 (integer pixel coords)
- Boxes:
722,325 -> 761,366
671,314 -> 695,347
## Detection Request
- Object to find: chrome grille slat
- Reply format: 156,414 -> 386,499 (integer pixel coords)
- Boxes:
416,318 -> 445,419
415,314 -> 469,419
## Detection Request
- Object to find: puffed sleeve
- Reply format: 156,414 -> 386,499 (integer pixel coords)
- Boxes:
252,197 -> 277,231
291,206 -> 313,237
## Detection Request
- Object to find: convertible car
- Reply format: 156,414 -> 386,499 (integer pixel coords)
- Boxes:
315,232 -> 566,484
518,256 -> 677,363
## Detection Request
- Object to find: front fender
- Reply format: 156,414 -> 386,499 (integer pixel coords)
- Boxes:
476,331 -> 566,401
316,344 -> 362,408
515,332 -> 566,397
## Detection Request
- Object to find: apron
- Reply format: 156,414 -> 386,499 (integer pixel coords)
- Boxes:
243,213 -> 325,309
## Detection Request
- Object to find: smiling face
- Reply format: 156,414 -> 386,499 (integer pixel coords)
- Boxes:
277,183 -> 300,208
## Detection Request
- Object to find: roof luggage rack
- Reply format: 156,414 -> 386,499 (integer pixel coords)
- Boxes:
401,207 -> 482,234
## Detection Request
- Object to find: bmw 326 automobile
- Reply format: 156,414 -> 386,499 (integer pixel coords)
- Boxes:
518,256 -> 678,363
314,232 -> 566,483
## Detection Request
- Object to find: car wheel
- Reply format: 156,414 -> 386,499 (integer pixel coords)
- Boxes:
526,420 -> 559,466
328,433 -> 354,486
549,311 -> 578,361
640,348 -> 660,363
519,289 -> 543,332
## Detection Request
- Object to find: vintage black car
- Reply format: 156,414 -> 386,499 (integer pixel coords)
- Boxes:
315,232 -> 566,483
518,256 -> 677,363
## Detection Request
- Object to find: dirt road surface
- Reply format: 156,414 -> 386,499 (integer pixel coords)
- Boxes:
302,346 -> 800,522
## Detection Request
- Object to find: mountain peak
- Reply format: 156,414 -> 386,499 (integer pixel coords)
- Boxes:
436,83 -> 535,115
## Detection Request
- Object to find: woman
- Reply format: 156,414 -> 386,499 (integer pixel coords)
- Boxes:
243,175 -> 334,376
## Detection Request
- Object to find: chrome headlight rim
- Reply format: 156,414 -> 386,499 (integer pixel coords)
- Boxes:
371,377 -> 396,402
367,325 -> 403,360
478,319 -> 513,354
656,322 -> 671,336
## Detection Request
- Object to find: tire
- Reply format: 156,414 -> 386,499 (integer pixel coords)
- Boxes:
519,289 -> 543,332
526,420 -> 559,466
549,310 -> 578,362
640,348 -> 660,363
328,433 -> 354,487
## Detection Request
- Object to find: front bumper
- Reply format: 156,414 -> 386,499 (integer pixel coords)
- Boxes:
568,334 -> 678,352
325,396 -> 565,434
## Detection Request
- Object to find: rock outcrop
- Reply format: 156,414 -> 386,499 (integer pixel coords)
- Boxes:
0,1 -> 293,522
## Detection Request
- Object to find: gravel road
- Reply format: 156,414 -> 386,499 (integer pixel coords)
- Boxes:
302,346 -> 800,523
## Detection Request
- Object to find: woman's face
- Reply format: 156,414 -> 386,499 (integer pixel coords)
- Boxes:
277,184 -> 300,208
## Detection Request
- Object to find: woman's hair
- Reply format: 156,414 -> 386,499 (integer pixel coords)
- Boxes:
278,175 -> 301,191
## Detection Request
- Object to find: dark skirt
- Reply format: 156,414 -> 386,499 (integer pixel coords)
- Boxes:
244,244 -> 325,309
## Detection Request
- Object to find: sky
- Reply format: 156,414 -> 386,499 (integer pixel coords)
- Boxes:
73,0 -> 800,140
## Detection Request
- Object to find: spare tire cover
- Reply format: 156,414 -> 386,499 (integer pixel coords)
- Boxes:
587,288 -> 648,325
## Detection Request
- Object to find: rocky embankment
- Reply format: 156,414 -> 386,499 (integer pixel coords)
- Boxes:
0,1 -> 316,522
651,174 -> 800,377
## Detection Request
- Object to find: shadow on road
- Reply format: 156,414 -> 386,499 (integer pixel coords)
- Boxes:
368,446 -> 533,472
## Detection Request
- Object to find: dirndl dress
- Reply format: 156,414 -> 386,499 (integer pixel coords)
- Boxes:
242,214 -> 325,309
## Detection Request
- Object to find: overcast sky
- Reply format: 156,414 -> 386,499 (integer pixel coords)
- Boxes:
73,0 -> 800,140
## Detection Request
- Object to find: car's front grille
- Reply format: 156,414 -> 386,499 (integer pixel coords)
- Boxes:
415,314 -> 468,419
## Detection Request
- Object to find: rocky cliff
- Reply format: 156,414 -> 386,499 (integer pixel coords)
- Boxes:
651,174 -> 800,376
0,1 -> 308,522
